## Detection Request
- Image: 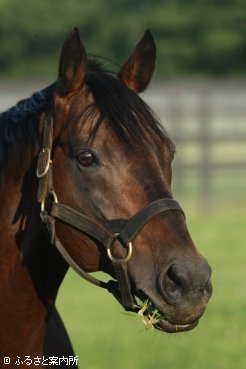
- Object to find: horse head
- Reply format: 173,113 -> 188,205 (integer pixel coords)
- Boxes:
39,28 -> 212,333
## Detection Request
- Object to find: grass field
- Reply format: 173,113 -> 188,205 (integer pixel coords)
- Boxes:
56,198 -> 246,369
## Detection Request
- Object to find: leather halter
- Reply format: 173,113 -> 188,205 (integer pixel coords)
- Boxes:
37,113 -> 185,312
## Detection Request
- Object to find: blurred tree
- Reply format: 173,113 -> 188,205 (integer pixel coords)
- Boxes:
0,0 -> 245,77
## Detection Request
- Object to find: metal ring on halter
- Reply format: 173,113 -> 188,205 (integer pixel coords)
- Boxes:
41,190 -> 58,213
107,242 -> 133,264
36,148 -> 51,178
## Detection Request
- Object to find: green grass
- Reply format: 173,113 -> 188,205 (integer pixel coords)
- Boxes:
56,203 -> 246,369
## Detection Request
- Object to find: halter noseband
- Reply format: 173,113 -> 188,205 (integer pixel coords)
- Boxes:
37,113 -> 185,312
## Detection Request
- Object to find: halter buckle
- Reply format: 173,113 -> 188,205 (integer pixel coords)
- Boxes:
36,148 -> 51,178
41,190 -> 58,214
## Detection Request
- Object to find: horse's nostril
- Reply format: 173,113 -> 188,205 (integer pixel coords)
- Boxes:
159,264 -> 185,303
167,265 -> 186,288
159,260 -> 212,305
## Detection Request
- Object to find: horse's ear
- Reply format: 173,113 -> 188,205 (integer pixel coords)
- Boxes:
118,30 -> 156,93
56,28 -> 87,96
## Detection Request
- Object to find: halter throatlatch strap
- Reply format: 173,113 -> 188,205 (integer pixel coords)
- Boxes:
37,113 -> 185,312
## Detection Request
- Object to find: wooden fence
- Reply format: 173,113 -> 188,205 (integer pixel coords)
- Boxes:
144,80 -> 246,211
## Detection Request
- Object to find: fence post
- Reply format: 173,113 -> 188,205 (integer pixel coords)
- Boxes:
199,85 -> 212,212
168,88 -> 185,195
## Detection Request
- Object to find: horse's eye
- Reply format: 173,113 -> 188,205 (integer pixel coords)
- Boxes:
77,150 -> 96,167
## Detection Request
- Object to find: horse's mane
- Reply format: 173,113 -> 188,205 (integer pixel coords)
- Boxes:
0,83 -> 55,162
0,60 -> 171,162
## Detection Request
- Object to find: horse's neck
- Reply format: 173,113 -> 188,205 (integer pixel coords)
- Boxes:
0,152 -> 39,271
0,153 -> 68,359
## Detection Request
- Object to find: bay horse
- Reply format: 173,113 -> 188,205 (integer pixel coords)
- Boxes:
0,29 -> 212,368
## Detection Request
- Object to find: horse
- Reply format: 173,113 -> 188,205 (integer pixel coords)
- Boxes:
0,28 -> 212,368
